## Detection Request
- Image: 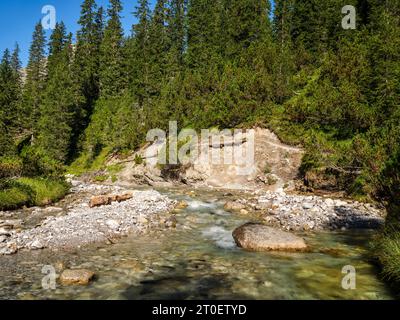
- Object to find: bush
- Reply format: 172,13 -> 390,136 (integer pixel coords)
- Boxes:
0,187 -> 30,210
16,178 -> 69,206
134,154 -> 144,165
372,224 -> 400,288
0,178 -> 69,210
20,147 -> 65,178
0,156 -> 23,179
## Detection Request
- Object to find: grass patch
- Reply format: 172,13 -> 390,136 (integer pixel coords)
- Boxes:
94,175 -> 109,183
134,154 -> 144,165
371,222 -> 400,289
107,164 -> 123,175
0,187 -> 31,210
0,178 -> 69,211
68,147 -> 112,176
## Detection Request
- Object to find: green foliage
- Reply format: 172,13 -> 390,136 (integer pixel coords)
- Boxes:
19,146 -> 65,178
372,224 -> 400,287
74,0 -> 104,134
0,186 -> 31,211
0,156 -> 23,179
94,174 -> 109,182
0,178 -> 69,210
0,45 -> 22,155
22,22 -> 46,133
37,25 -> 84,163
68,146 -> 113,176
83,93 -> 143,154
134,154 -> 144,165
99,0 -> 126,97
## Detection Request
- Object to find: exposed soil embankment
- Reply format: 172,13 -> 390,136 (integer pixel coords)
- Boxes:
112,128 -> 304,191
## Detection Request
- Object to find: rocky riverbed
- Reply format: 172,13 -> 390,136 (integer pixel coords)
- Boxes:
224,190 -> 386,232
0,180 -> 177,255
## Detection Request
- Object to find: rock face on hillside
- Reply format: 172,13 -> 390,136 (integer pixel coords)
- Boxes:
232,223 -> 308,251
112,128 -> 303,191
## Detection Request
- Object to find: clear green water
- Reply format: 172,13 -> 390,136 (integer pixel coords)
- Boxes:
0,188 -> 394,300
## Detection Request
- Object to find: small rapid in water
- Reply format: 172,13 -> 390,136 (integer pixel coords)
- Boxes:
0,187 -> 394,300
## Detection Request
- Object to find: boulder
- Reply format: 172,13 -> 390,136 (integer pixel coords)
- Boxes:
116,193 -> 133,203
89,193 -> 133,208
59,269 -> 95,285
232,223 -> 307,251
89,195 -> 111,208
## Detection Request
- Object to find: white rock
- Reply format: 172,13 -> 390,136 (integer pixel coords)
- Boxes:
30,240 -> 44,249
302,203 -> 313,210
335,200 -> 348,207
106,220 -> 120,230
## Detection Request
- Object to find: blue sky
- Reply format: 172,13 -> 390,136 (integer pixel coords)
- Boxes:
0,0 -> 155,66
0,0 -> 273,67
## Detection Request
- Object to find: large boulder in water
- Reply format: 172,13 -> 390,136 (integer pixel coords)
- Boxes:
232,223 -> 307,251
59,269 -> 95,285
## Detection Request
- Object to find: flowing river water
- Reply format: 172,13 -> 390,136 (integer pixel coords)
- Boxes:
0,187 -> 395,300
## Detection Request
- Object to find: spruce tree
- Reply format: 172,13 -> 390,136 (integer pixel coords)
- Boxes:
38,28 -> 83,163
0,44 -> 22,156
166,0 -> 186,75
131,0 -> 151,105
23,22 -> 46,135
47,22 -> 67,74
0,50 -> 14,155
99,0 -> 126,97
222,0 -> 271,61
273,0 -> 295,103
148,0 -> 169,95
186,0 -> 223,69
74,0 -> 103,127
368,0 -> 400,122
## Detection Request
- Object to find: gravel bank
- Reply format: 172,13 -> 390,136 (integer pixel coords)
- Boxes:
0,180 -> 177,255
227,190 -> 386,231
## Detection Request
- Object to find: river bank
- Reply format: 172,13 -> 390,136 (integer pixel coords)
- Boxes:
1,176 -> 386,256
0,179 -> 177,255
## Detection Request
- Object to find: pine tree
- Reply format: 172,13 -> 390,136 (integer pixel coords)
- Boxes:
222,0 -> 271,60
186,0 -> 223,69
148,0 -> 169,94
47,22 -> 67,74
23,22 -> 46,135
0,49 -> 14,155
0,45 -> 22,155
74,0 -> 104,127
131,0 -> 151,105
11,43 -> 22,76
166,0 -> 186,75
368,0 -> 400,122
99,0 -> 126,97
38,28 -> 83,163
273,0 -> 295,103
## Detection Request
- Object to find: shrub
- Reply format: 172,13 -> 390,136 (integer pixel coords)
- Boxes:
134,154 -> 144,165
0,187 -> 30,210
0,178 -> 69,210
16,178 -> 69,206
20,147 -> 64,178
0,156 -> 23,179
